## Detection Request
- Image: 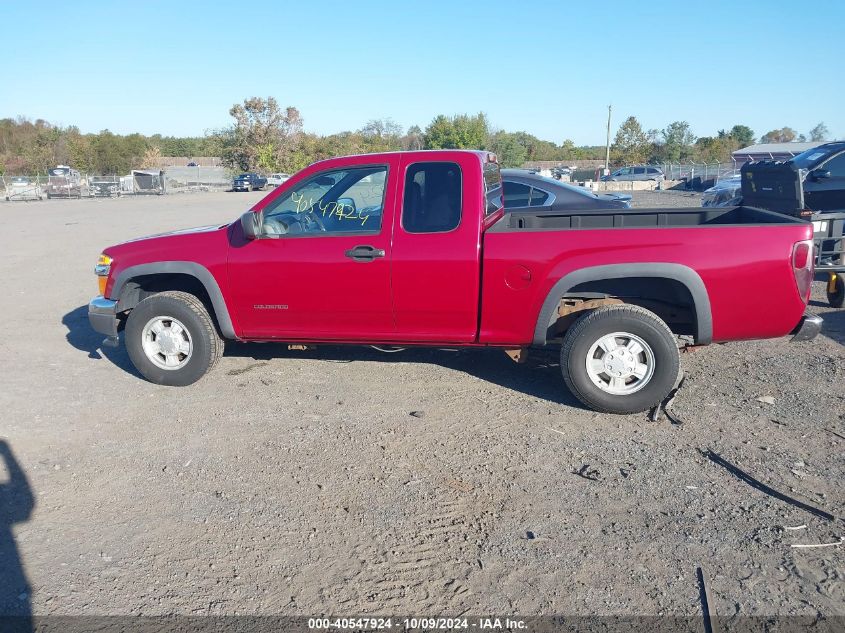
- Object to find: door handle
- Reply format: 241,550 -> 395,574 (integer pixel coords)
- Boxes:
344,245 -> 385,262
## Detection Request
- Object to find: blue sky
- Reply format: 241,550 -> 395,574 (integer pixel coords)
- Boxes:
1,0 -> 843,145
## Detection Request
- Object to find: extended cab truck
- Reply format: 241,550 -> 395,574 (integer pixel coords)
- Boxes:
89,150 -> 821,414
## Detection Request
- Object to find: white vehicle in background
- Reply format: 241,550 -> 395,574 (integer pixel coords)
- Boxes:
3,176 -> 45,201
267,172 -> 291,187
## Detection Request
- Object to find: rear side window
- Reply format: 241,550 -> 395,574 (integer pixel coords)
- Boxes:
529,188 -> 550,206
402,162 -> 462,233
484,160 -> 503,214
503,182 -> 531,208
647,167 -> 661,174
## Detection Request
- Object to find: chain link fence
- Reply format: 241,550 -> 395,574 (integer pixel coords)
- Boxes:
164,165 -> 233,193
1,174 -> 48,200
658,162 -> 738,186
1,165 -> 238,201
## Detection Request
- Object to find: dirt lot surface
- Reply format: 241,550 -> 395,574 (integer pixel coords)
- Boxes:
0,190 -> 842,620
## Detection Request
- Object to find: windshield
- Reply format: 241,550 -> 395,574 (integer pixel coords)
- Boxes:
791,147 -> 832,169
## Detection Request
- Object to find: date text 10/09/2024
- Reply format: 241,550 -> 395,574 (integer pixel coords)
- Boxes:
307,617 -> 527,630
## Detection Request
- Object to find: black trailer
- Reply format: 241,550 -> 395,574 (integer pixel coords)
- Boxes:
813,212 -> 845,307
131,170 -> 166,195
741,157 -> 845,307
90,175 -> 121,197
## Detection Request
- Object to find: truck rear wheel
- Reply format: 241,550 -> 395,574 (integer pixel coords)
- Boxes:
125,291 -> 223,386
827,274 -> 844,308
560,305 -> 680,414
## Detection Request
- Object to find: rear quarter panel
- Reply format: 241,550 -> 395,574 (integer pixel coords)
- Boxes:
480,223 -> 813,345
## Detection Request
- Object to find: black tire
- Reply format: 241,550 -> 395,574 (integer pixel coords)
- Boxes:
828,274 -> 845,308
125,290 -> 224,386
560,305 -> 680,414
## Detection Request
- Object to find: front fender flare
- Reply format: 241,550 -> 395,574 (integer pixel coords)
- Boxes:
110,261 -> 237,339
532,263 -> 712,345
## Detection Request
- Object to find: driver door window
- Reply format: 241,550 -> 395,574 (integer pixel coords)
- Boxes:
262,167 -> 387,236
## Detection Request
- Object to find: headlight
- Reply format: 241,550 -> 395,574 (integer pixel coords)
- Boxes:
95,254 -> 112,295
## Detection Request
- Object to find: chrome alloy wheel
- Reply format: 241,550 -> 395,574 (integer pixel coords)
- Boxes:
585,331 -> 655,395
141,316 -> 193,370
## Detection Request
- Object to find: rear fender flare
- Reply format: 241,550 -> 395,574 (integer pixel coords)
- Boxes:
111,261 -> 237,339
532,263 -> 712,345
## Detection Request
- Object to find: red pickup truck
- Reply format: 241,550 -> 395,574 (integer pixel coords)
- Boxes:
89,150 -> 821,414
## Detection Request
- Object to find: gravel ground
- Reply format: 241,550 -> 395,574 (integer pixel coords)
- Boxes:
0,191 -> 842,620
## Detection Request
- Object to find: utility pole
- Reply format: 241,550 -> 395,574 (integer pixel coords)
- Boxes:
604,104 -> 612,175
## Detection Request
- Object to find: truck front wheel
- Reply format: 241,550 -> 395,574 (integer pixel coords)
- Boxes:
560,305 -> 680,414
125,291 -> 223,386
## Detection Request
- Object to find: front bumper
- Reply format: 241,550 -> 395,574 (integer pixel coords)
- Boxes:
791,313 -> 822,342
89,296 -> 120,338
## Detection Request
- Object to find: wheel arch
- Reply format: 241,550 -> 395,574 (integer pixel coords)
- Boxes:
111,262 -> 237,339
533,263 -> 713,345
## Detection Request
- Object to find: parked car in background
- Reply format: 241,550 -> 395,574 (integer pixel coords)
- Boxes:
701,173 -> 742,208
4,176 -> 44,201
232,173 -> 267,192
267,173 -> 291,187
45,165 -> 88,198
783,141 -> 845,213
187,161 -> 199,167
489,169 -> 631,211
551,166 -> 573,179
601,166 -> 665,182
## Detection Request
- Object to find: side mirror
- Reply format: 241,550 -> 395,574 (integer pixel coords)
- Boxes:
811,169 -> 831,180
240,210 -> 261,239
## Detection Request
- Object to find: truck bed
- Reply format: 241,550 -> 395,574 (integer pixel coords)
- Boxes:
480,205 -> 813,346
488,205 -> 805,232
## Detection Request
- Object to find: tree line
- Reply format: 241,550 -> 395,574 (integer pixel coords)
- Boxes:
611,118 -> 832,166
0,99 -> 835,176
0,117 -> 221,176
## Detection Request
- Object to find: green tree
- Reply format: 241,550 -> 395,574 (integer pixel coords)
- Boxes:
220,97 -> 303,171
403,125 -> 423,150
759,127 -> 797,144
423,113 -> 488,150
729,125 -> 754,147
659,121 -> 696,162
359,118 -> 403,152
559,139 -> 577,158
809,122 -> 830,142
488,131 -> 527,168
612,116 -> 651,165
692,135 -> 739,163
